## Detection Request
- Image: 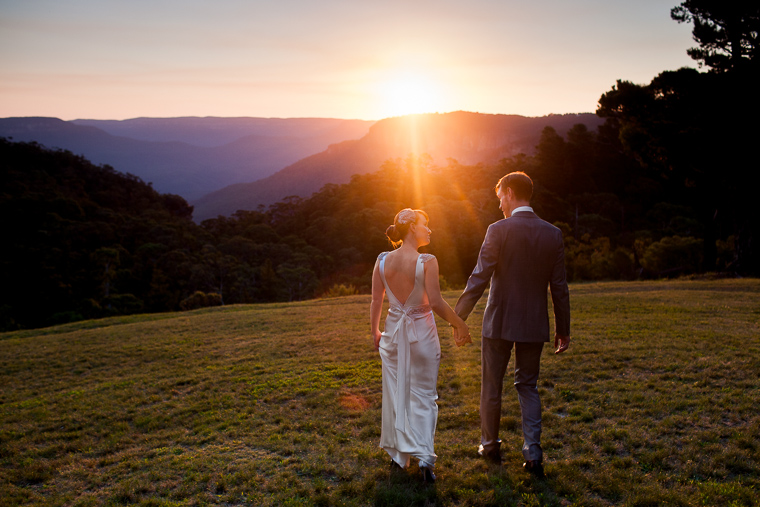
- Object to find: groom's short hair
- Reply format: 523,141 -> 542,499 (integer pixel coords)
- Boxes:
496,172 -> 533,201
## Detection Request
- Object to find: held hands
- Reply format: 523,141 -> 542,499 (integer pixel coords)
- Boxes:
452,323 -> 472,347
554,333 -> 570,354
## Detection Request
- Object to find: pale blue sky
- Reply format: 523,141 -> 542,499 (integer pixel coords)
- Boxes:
0,0 -> 695,120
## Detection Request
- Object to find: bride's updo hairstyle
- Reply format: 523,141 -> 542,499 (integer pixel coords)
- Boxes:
386,208 -> 429,248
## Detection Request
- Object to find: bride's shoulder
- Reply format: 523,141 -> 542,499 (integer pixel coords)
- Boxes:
419,253 -> 436,264
377,251 -> 391,261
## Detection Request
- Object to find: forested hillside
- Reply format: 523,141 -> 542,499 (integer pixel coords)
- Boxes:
0,140 -> 197,330
1,107 -> 751,331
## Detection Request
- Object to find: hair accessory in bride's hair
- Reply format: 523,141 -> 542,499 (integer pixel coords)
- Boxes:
396,208 -> 417,225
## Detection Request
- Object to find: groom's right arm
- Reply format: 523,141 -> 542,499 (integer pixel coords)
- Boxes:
455,223 -> 502,321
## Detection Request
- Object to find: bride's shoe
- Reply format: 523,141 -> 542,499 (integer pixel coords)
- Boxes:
421,466 -> 436,483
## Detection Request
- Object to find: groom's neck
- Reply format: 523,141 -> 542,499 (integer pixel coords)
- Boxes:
508,200 -> 530,214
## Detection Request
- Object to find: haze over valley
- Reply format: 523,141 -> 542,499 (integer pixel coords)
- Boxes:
0,112 -> 603,221
0,116 -> 373,201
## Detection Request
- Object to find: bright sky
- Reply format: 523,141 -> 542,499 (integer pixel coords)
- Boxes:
0,0 -> 695,121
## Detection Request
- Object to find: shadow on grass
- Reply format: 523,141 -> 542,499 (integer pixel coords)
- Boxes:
374,463 -> 439,506
483,460 -> 569,507
372,457 -> 569,506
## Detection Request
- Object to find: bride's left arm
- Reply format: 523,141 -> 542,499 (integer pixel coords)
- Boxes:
370,260 -> 385,350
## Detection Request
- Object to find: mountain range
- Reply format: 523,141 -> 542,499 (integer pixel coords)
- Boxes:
0,111 -> 604,222
0,116 -> 373,200
190,111 -> 604,221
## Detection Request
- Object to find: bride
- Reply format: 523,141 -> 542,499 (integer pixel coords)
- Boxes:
370,208 -> 470,483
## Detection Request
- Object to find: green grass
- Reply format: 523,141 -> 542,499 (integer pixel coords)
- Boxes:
1,279 -> 759,506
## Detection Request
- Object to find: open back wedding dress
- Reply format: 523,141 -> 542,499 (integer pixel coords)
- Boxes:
377,252 -> 440,470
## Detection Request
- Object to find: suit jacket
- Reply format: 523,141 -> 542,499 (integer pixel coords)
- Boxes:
455,210 -> 570,342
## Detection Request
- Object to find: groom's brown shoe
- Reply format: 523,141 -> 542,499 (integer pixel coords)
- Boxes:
478,445 -> 503,464
523,460 -> 545,478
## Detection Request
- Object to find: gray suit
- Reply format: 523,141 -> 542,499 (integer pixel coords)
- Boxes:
455,210 -> 570,461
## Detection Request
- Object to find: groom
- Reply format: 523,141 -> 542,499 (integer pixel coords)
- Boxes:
455,171 -> 570,476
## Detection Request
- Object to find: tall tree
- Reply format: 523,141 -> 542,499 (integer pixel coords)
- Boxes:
598,2 -> 760,274
671,1 -> 760,73
598,69 -> 734,272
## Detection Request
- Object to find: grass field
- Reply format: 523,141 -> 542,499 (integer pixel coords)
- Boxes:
1,279 -> 759,506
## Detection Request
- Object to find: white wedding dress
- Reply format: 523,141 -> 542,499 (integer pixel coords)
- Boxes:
377,252 -> 441,470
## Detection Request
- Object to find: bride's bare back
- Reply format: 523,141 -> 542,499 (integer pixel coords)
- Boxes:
382,250 -> 429,306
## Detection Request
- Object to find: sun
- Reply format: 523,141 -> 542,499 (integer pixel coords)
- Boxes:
377,71 -> 444,117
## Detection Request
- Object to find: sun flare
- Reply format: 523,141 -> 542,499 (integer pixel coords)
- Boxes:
377,72 -> 444,118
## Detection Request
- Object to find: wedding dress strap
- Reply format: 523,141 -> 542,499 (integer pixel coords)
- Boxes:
419,253 -> 435,264
378,253 -> 401,307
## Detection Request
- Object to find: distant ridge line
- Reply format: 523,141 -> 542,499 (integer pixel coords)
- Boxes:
190,111 -> 604,221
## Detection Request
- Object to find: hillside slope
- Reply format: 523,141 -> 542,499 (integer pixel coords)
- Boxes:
191,111 -> 604,221
2,280 -> 758,505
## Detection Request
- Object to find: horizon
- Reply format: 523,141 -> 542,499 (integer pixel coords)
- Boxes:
1,0 -> 695,121
3,109 -> 601,123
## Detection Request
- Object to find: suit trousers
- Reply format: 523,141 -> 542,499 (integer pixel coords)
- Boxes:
480,336 -> 544,462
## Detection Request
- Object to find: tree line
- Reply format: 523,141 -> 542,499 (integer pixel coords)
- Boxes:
0,121 -> 748,331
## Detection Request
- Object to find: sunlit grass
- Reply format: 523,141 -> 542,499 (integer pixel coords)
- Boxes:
1,279 -> 758,505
